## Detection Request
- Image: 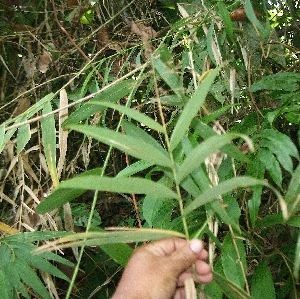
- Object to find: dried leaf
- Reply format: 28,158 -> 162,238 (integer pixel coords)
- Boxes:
39,49 -> 52,73
0,221 -> 18,235
57,89 -> 68,179
12,97 -> 31,117
131,21 -> 158,42
230,6 -> 262,22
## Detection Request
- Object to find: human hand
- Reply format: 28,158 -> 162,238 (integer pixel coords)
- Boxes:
111,238 -> 213,299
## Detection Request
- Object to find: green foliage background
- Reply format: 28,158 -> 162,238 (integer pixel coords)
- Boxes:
0,0 -> 299,298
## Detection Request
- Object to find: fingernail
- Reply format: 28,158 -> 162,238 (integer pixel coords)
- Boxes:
189,239 -> 203,254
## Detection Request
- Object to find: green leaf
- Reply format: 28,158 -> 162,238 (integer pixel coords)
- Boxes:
14,248 -> 70,282
206,22 -> 217,65
211,196 -> 241,232
0,127 -> 17,154
259,129 -> 299,160
218,2 -> 234,43
192,120 -> 250,163
67,124 -> 172,168
4,263 -> 30,299
4,264 -> 29,299
17,259 -> 52,299
35,229 -> 186,252
250,72 -> 300,93
0,124 -> 5,152
63,80 -> 136,127
258,148 -> 282,188
286,164 -> 300,203
152,58 -> 184,99
90,227 -> 133,267
37,176 -> 178,213
213,271 -> 252,299
181,135 -> 211,193
184,177 -> 269,215
256,214 -> 300,228
0,269 -> 12,299
41,101 -> 58,186
169,67 -> 221,151
4,230 -> 72,243
202,105 -> 234,124
221,232 -> 247,288
251,262 -> 275,299
177,133 -> 246,182
245,0 -> 264,32
246,154 -> 265,226
88,101 -> 164,133
294,231 -> 300,280
121,121 -> 165,152
260,139 -> 294,173
17,124 -> 31,153
117,160 -> 154,178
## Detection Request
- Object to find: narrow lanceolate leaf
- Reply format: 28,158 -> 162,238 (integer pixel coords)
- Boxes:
152,58 -> 184,99
213,271 -> 252,299
17,259 -> 52,299
67,124 -> 172,168
260,129 -> 299,160
222,233 -> 247,289
177,133 -> 244,182
218,2 -> 234,43
294,231 -> 300,280
251,262 -> 275,299
245,0 -> 264,32
117,160 -> 154,178
88,101 -> 164,133
35,229 -> 186,253
0,269 -> 11,299
17,124 -> 31,153
286,164 -> 300,204
0,124 -> 5,153
36,176 -> 178,213
41,101 -> 59,188
257,148 -> 282,188
63,79 -> 135,127
169,67 -> 220,151
184,177 -> 271,215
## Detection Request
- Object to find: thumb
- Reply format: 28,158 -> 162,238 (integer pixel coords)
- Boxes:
169,239 -> 204,275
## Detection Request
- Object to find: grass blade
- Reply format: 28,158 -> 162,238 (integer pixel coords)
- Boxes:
35,228 -> 185,253
177,133 -> 243,182
36,176 -> 178,213
184,177 -> 271,215
17,124 -> 31,154
63,80 -> 135,127
169,67 -> 220,151
67,124 -> 172,168
88,101 -> 164,133
152,58 -> 184,99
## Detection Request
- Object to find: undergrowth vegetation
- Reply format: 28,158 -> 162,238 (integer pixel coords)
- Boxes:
0,0 -> 299,298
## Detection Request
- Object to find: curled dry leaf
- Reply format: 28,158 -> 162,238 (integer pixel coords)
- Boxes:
39,49 -> 52,73
97,26 -> 110,51
131,21 -> 158,42
12,96 -> 30,117
230,6 -> 262,22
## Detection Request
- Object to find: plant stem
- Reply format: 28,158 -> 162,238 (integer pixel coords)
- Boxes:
152,71 -> 190,239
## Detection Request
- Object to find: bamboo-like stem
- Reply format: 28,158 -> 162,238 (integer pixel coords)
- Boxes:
152,71 -> 190,239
